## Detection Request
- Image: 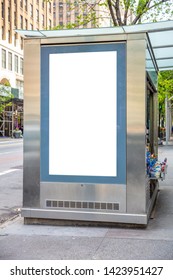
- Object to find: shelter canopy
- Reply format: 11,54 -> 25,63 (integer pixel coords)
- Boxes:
16,20 -> 173,72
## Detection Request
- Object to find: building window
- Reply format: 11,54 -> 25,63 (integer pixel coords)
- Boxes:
21,38 -> 24,50
20,15 -> 23,29
8,52 -> 12,71
49,2 -> 51,13
36,9 -> 39,22
14,33 -> 17,47
2,49 -> 6,69
59,13 -> 63,21
59,7 -> 63,13
30,4 -> 33,17
20,58 -> 24,74
24,0 -> 27,11
14,12 -> 17,26
16,80 -> 24,96
49,19 -> 52,29
1,2 -> 4,18
1,26 -> 4,39
8,30 -> 11,43
25,18 -> 28,29
42,14 -> 44,26
8,7 -> 10,22
30,24 -> 33,30
42,1 -> 44,8
67,2 -> 70,12
20,0 -> 23,8
15,55 -> 19,73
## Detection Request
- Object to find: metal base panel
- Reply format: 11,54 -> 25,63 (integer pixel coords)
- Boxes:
21,184 -> 159,226
40,182 -> 127,213
146,181 -> 159,220
21,208 -> 148,225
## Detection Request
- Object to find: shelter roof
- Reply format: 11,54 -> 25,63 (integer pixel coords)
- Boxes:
16,20 -> 173,71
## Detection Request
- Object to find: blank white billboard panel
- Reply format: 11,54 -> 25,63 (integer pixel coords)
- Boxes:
49,51 -> 117,177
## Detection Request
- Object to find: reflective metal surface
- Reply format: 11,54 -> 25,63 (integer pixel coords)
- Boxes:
23,39 -> 41,208
126,37 -> 147,213
22,30 -> 158,225
40,183 -> 126,213
22,208 -> 148,225
153,91 -> 158,156
41,34 -> 127,45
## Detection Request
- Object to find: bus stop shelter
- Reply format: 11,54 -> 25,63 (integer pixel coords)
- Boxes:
17,20 -> 173,226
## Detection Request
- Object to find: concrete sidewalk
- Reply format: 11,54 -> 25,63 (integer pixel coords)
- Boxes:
0,143 -> 173,260
0,137 -> 23,143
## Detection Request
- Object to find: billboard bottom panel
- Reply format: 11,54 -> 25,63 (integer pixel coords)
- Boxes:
21,208 -> 148,226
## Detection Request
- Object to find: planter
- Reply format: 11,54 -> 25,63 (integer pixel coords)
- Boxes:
13,130 -> 22,138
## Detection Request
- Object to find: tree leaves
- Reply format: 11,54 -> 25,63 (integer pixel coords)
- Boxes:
158,70 -> 173,116
0,86 -> 13,114
52,0 -> 173,29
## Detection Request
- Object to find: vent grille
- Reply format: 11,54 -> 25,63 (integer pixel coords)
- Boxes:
46,200 -> 119,211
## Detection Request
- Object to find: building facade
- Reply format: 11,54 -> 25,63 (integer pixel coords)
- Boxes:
53,0 -> 111,29
0,0 -> 53,136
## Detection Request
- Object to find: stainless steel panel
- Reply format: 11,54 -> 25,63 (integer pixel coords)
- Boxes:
39,33 -> 146,46
21,208 -> 147,225
146,181 -> 159,220
40,34 -> 127,45
23,32 -> 150,223
127,34 -> 148,41
153,92 -> 158,156
126,38 -> 147,213
23,39 -> 41,208
40,182 -> 126,213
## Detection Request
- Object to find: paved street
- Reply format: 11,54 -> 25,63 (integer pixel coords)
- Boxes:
0,139 -> 173,260
0,138 -> 23,223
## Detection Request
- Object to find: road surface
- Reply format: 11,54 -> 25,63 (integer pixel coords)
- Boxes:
0,139 -> 23,223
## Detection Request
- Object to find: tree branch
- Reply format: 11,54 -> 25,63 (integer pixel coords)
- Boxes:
123,0 -> 131,25
147,0 -> 170,11
107,0 -> 118,26
114,0 -> 123,26
132,0 -> 170,24
132,0 -> 151,24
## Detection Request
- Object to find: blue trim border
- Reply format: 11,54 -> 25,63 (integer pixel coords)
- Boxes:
41,43 -> 126,184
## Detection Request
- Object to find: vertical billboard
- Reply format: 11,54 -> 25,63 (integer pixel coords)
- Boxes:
41,43 -> 126,185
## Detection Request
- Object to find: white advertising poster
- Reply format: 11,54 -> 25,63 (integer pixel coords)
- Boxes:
49,51 -> 117,177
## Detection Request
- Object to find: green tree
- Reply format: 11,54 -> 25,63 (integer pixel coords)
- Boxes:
158,70 -> 173,123
0,86 -> 13,114
105,0 -> 173,26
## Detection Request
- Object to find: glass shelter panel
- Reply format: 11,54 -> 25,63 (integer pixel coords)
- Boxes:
153,47 -> 173,60
146,48 -> 157,88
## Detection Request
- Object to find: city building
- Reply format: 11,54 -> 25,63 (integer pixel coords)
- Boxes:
53,0 -> 111,29
0,0 -> 53,137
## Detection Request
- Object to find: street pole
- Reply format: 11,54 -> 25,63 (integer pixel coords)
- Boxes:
166,95 -> 173,145
165,95 -> 169,145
